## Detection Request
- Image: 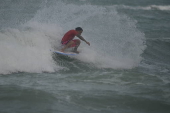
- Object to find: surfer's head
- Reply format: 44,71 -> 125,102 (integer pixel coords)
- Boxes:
75,27 -> 83,35
75,27 -> 83,31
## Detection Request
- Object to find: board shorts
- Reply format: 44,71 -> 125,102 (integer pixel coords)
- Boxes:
61,39 -> 79,47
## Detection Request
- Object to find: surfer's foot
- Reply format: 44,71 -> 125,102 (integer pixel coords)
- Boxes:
60,49 -> 64,52
72,50 -> 79,54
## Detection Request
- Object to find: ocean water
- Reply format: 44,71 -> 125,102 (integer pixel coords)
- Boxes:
0,0 -> 170,113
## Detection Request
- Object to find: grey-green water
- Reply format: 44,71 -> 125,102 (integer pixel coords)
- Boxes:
0,0 -> 170,113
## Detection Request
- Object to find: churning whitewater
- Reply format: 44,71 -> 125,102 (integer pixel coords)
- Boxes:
0,1 -> 145,74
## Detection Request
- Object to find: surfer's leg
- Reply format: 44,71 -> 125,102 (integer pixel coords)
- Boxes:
73,39 -> 81,53
61,41 -> 74,52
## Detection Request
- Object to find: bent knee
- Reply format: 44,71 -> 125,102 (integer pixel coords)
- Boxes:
69,40 -> 75,44
75,39 -> 81,44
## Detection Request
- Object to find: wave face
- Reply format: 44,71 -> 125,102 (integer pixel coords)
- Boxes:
0,0 -> 146,74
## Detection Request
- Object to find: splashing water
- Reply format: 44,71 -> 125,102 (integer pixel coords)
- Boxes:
0,1 -> 146,74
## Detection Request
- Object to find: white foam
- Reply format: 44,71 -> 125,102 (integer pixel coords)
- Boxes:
119,5 -> 170,11
149,5 -> 170,11
0,1 -> 146,74
0,25 -> 62,74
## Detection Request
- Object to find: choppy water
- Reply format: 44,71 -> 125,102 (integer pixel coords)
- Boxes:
0,0 -> 170,113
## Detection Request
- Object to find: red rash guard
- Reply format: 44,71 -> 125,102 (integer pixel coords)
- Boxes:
61,30 -> 78,43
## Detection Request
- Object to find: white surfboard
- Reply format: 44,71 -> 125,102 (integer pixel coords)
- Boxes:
52,50 -> 78,56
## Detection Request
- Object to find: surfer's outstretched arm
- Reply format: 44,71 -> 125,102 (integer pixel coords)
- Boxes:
76,35 -> 90,46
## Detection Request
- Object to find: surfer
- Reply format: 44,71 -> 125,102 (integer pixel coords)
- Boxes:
60,27 -> 90,53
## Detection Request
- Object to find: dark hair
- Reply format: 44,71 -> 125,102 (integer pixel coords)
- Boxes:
75,27 -> 83,31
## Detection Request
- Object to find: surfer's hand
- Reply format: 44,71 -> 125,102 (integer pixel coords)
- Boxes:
86,42 -> 90,46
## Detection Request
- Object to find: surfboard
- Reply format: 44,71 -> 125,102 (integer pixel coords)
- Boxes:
52,50 -> 78,56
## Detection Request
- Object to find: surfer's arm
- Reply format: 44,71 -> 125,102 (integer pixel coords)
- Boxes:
76,35 -> 90,46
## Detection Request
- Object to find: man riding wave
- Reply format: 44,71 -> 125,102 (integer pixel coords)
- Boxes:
60,27 -> 90,53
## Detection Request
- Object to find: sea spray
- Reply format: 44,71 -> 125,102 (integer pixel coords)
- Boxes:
0,27 -> 60,74
0,0 -> 146,74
